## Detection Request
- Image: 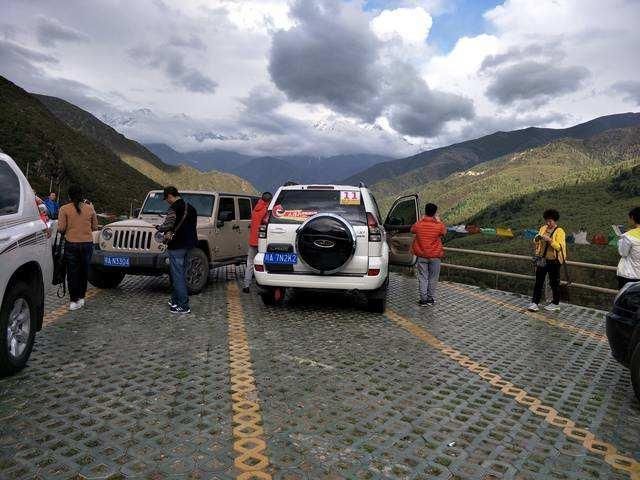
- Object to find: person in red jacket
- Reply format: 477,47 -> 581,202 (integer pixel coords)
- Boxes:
411,203 -> 446,306
243,191 -> 272,293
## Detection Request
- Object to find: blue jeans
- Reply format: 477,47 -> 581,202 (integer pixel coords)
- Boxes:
416,257 -> 441,302
169,249 -> 189,309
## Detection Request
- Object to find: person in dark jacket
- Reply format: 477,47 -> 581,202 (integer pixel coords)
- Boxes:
243,191 -> 272,293
155,186 -> 197,314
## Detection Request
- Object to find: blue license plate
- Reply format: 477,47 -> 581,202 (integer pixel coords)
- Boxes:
103,256 -> 130,267
264,252 -> 297,265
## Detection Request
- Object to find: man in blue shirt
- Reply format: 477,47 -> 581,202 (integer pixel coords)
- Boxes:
42,192 -> 59,219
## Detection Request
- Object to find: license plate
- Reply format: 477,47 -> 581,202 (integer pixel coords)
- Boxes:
103,256 -> 130,267
264,252 -> 298,265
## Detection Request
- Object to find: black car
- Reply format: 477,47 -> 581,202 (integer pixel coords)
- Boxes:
606,281 -> 640,401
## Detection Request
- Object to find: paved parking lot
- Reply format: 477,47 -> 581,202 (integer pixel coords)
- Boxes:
0,269 -> 639,480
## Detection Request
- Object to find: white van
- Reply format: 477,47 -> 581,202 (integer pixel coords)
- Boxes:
0,152 -> 53,376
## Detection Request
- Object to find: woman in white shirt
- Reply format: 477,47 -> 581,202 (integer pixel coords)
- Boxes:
618,207 -> 640,288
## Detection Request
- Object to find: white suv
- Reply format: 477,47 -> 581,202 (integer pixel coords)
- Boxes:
0,152 -> 53,376
253,184 -> 420,312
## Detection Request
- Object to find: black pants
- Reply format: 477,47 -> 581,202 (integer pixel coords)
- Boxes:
618,276 -> 639,289
65,242 -> 93,302
532,261 -> 561,305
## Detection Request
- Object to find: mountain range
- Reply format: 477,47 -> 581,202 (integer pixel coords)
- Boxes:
347,112 -> 640,192
0,76 -> 159,213
35,94 -> 256,196
146,143 -> 391,192
377,125 -> 640,230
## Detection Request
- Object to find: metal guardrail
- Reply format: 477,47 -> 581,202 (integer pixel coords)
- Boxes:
442,247 -> 618,295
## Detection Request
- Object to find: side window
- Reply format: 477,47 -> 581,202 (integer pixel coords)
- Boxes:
219,197 -> 236,220
0,161 -> 20,216
238,198 -> 252,220
385,197 -> 417,226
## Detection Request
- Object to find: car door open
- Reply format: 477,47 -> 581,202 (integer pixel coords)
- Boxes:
384,194 -> 419,266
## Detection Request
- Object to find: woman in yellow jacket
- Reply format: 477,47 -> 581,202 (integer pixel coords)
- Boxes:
528,209 -> 567,312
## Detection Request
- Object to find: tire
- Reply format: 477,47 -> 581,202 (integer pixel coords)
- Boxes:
260,287 -> 284,306
0,281 -> 38,377
366,297 -> 387,313
631,342 -> 640,403
88,266 -> 125,289
366,278 -> 388,313
186,248 -> 209,295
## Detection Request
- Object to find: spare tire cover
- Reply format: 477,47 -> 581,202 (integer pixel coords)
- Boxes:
296,214 -> 355,274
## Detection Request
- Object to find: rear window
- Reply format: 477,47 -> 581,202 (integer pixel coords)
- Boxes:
141,192 -> 215,217
0,161 -> 20,216
271,189 -> 366,225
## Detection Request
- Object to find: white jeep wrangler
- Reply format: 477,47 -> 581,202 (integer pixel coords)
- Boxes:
0,152 -> 53,376
253,184 -> 420,312
89,190 -> 257,293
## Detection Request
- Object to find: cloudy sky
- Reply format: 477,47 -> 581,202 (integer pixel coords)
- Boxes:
2,0 -> 639,158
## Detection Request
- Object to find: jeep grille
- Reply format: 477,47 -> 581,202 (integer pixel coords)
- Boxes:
112,229 -> 153,250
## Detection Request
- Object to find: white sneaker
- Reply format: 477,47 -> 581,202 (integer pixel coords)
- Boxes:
69,301 -> 82,311
544,303 -> 560,312
78,299 -> 85,307
527,303 -> 539,312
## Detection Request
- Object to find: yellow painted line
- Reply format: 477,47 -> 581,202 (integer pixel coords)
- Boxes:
386,309 -> 640,479
42,288 -> 101,327
447,283 -> 607,343
226,282 -> 272,480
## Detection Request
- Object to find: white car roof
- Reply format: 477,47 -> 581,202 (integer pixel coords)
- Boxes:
279,184 -> 364,191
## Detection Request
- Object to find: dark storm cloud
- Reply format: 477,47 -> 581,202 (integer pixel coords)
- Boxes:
36,16 -> 89,47
486,61 -> 589,105
269,0 -> 383,121
268,0 -> 474,137
611,80 -> 640,105
480,43 -> 564,71
127,45 -> 217,94
238,85 -> 307,135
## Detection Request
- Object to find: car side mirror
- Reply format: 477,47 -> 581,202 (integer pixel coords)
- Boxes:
133,208 -> 141,218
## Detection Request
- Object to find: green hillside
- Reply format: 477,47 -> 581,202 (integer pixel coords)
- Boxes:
378,126 -> 640,224
346,112 -> 640,188
0,76 -> 159,213
35,94 -> 257,195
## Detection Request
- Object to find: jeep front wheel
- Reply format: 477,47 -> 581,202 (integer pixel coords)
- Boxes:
186,248 -> 208,295
88,267 -> 125,289
0,281 -> 38,377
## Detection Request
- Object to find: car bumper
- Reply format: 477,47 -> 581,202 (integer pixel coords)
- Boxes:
606,311 -> 638,368
253,254 -> 388,291
91,249 -> 170,274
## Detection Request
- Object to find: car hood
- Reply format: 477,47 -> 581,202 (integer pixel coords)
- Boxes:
104,219 -> 156,229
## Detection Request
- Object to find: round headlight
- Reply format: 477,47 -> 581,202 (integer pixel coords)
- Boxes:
154,231 -> 165,243
101,228 -> 113,240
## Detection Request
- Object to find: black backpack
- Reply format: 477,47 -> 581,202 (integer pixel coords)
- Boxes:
52,231 -> 67,297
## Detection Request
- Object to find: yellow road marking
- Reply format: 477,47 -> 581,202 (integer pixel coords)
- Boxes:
386,309 -> 640,479
42,288 -> 101,327
226,282 -> 272,480
447,283 -> 607,343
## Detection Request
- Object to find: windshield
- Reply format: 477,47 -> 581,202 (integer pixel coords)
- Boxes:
271,189 -> 366,225
141,192 -> 215,217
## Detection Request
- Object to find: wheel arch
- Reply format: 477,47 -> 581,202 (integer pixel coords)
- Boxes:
6,262 -> 44,331
196,240 -> 211,263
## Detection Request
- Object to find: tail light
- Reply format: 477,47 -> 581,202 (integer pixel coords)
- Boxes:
259,211 -> 271,239
255,264 -> 265,272
367,268 -> 380,276
367,212 -> 381,242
